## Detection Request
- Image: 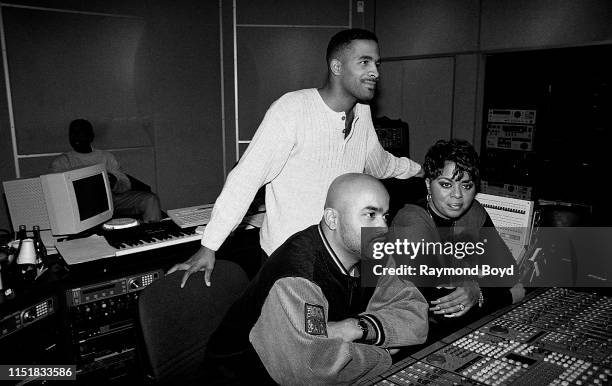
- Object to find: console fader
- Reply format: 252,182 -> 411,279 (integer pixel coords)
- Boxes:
365,288 -> 611,385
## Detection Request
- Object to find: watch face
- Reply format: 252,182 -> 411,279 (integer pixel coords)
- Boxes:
357,318 -> 368,341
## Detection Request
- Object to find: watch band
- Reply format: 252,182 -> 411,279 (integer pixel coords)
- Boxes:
356,317 -> 369,343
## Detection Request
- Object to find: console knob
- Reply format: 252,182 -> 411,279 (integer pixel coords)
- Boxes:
128,279 -> 141,290
427,353 -> 447,365
490,325 -> 509,334
22,310 -> 36,322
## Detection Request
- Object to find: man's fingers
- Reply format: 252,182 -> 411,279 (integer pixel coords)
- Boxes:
180,269 -> 193,288
167,261 -> 192,275
167,264 -> 179,275
204,267 -> 212,287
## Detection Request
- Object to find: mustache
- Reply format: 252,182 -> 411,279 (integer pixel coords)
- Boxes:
368,233 -> 387,242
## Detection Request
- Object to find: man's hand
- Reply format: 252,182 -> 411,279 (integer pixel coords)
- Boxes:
327,318 -> 363,343
414,166 -> 425,178
167,246 -> 216,287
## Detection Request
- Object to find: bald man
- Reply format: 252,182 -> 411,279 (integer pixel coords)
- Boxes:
205,173 -> 428,385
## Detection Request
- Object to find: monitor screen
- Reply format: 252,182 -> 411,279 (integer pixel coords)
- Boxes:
41,163 -> 114,235
73,174 -> 110,221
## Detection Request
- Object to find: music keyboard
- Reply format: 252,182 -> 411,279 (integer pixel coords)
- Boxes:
103,219 -> 202,256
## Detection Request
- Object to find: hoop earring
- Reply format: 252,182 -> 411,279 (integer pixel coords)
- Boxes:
427,193 -> 432,203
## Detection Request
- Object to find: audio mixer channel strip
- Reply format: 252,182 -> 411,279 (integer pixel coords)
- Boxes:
364,288 -> 611,386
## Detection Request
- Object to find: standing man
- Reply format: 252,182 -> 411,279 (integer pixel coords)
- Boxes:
205,173 -> 428,384
169,28 -> 421,285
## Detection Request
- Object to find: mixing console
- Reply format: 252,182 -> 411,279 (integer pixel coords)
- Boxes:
366,288 -> 611,385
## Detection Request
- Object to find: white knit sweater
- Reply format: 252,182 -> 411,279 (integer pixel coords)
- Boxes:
202,88 -> 421,254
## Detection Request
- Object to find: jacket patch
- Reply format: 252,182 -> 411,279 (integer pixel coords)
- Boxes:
304,303 -> 327,336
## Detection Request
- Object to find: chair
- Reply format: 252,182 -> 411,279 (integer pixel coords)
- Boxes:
127,174 -> 152,192
137,260 -> 249,384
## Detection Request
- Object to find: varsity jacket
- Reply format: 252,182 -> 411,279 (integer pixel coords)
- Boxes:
207,224 -> 428,385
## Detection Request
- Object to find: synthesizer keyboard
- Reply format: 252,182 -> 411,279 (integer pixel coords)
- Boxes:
167,204 -> 214,228
103,219 -> 201,256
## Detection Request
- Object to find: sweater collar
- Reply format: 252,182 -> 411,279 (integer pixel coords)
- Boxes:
313,88 -> 361,121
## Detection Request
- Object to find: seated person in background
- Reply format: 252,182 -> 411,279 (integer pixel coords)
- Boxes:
205,173 -> 428,385
50,119 -> 162,223
389,139 -> 524,341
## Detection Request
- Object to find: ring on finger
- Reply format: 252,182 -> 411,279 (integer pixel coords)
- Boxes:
458,303 -> 465,311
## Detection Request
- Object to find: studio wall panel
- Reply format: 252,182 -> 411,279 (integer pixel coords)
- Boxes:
4,0 -> 146,16
236,27 -> 339,139
375,0 -> 480,58
17,156 -> 56,180
17,147 -> 156,188
401,58 -> 454,163
238,143 -> 249,160
0,55 -> 15,230
3,7 -> 149,154
481,0 -> 612,50
111,148 -> 156,189
236,0 -> 349,26
452,54 -> 481,145
373,61 -> 404,120
373,57 -> 454,163
374,57 -> 454,163
144,0 -> 223,209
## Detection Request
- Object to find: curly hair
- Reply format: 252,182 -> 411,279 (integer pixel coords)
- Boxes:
326,28 -> 378,64
423,139 -> 480,183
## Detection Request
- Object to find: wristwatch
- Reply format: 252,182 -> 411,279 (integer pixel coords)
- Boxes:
356,317 -> 369,343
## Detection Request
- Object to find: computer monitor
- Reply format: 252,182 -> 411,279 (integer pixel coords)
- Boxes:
3,164 -> 114,236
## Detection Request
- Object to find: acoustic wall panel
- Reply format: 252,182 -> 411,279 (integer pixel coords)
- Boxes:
373,61 -> 404,120
481,0 -> 612,51
375,57 -> 454,164
4,0 -> 146,16
3,7 -> 149,154
375,0 -> 479,57
236,27 -> 338,139
402,58 -> 454,163
452,54 -> 482,146
236,0 -> 349,26
18,155 -> 57,179
144,1 -> 224,208
17,148 -> 156,193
